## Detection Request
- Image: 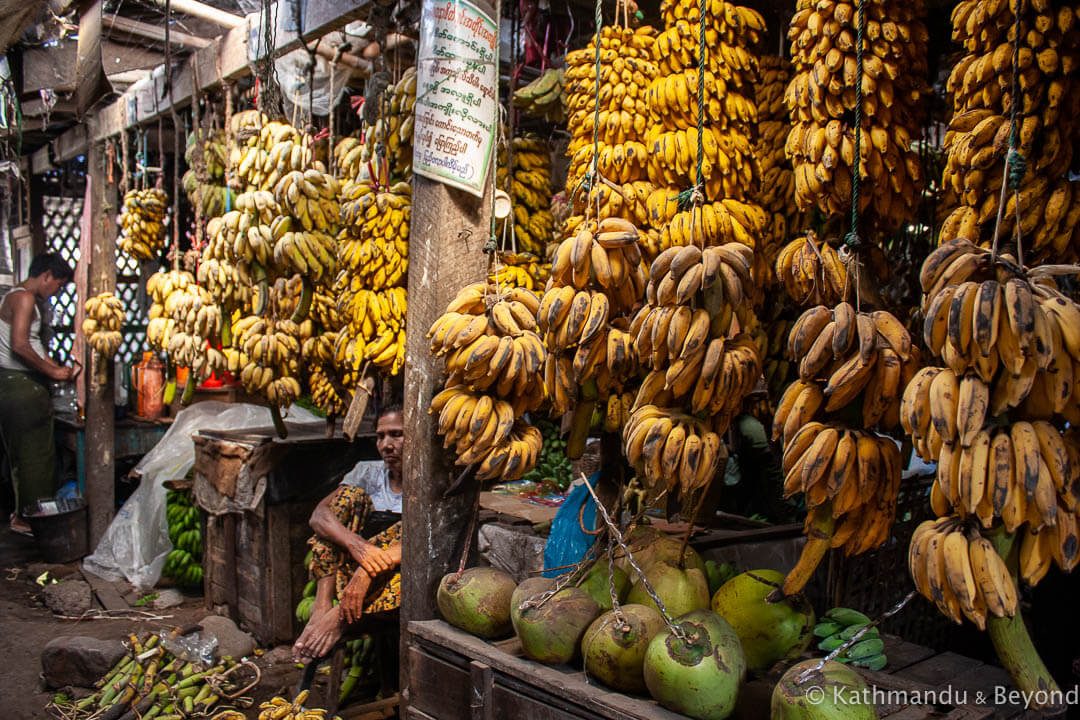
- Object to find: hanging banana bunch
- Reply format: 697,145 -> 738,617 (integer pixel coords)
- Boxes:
225,314 -> 304,407
563,25 -> 659,245
271,170 -> 340,285
513,67 -> 568,123
333,136 -> 366,183
492,134 -> 556,289
118,188 -> 168,261
427,282 -> 547,481
183,128 -> 233,218
145,270 -> 194,354
229,116 -> 323,192
784,0 -> 929,228
82,292 -> 126,358
160,283 -> 227,386
938,0 -> 1080,261
359,67 -> 418,181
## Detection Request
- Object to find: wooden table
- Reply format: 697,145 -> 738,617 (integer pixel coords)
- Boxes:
406,620 -> 1046,719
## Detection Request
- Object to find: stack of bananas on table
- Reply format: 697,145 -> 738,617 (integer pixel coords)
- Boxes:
562,25 -> 659,243
229,116 -> 325,191
183,128 -> 233,218
753,55 -> 802,275
337,179 -> 410,291
163,489 -> 203,588
255,691 -> 337,720
226,314 -> 304,406
427,282 -> 547,481
769,300 -> 920,597
813,607 -> 888,671
513,67 -> 568,123
784,0 -> 929,228
899,239 -> 1080,602
118,188 -> 168,260
493,134 -> 555,289
82,292 -> 126,358
937,0 -> 1080,261
358,66 -> 418,181
908,516 -> 1020,630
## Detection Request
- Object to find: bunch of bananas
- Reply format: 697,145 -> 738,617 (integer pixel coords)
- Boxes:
182,168 -> 235,218
196,256 -> 253,314
938,0 -> 1080,261
82,292 -> 125,358
163,489 -> 203,588
644,193 -> 768,257
513,67 -> 568,122
563,25 -> 658,238
270,218 -> 338,284
332,136 -> 365,182
600,391 -> 637,433
273,168 -> 341,234
497,135 -> 555,259
337,179 -> 410,291
183,128 -> 232,217
308,365 -> 348,416
226,315 -> 304,406
547,217 -> 648,314
207,191 -> 280,268
256,691 -> 335,720
334,286 -> 408,377
145,270 -> 194,352
427,283 -> 547,481
360,67 -> 418,180
784,0 -> 929,228
753,55 -> 801,272
520,418 -> 574,491
622,406 -> 728,495
118,188 -> 168,260
813,607 -> 888,671
774,232 -> 852,308
488,254 -> 548,290
230,119 -> 321,191
185,127 -> 227,181
909,517 -> 1019,629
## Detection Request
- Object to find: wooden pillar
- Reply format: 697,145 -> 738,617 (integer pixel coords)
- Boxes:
85,140 -> 117,546
400,175 -> 493,686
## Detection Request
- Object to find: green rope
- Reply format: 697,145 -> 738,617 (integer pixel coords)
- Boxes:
1005,0 -> 1026,191
694,0 -> 706,194
844,0 -> 866,250
586,0 -> 604,218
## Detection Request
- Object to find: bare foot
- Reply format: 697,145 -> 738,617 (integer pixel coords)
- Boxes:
292,602 -> 343,663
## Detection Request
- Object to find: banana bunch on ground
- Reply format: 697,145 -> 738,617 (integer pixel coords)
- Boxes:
227,315 -> 303,406
257,691 -> 335,720
274,168 -> 341,234
772,302 -> 921,443
753,55 -> 802,273
909,516 -> 1020,629
938,0 -> 1080,260
774,231 -> 851,306
563,25 -> 658,236
118,188 -> 168,260
497,134 -> 555,259
334,286 -> 408,377
513,67 -> 568,122
231,119 -> 322,192
82,292 -> 125,358
361,67 -> 418,180
785,0 -> 929,228
338,179 -> 410,291
813,607 -> 888,671
427,282 -> 547,481
163,489 -> 203,588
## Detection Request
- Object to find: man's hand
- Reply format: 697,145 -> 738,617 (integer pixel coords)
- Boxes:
340,569 -> 371,624
348,537 -> 395,575
50,366 -> 75,382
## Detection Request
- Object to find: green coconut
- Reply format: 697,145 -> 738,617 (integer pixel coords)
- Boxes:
579,561 -> 631,611
643,609 -> 746,720
771,659 -> 879,719
512,584 -> 600,665
581,604 -> 666,693
615,526 -> 707,576
711,569 -> 815,675
626,560 -> 711,619
436,567 -> 517,639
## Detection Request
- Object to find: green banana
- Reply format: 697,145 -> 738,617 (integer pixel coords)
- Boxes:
844,637 -> 885,660
813,621 -> 844,638
851,653 -> 887,671
826,607 -> 872,625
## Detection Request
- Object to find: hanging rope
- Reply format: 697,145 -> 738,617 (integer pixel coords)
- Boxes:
990,0 -> 1027,264
844,0 -> 866,251
120,129 -> 130,196
585,0 -> 604,222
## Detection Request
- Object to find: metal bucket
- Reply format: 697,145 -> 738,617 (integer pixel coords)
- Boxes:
23,497 -> 89,563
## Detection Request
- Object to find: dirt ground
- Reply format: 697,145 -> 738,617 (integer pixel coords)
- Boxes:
0,524 -> 364,719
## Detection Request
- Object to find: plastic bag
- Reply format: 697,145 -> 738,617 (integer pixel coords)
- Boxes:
82,402 -> 321,589
159,628 -> 217,666
542,473 -> 598,578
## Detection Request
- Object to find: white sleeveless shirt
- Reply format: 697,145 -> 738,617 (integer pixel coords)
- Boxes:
0,287 -> 47,373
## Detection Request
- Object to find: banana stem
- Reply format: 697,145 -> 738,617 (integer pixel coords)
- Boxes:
270,405 -> 288,438
986,530 -> 1064,713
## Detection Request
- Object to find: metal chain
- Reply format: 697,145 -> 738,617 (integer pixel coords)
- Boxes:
844,0 -> 866,250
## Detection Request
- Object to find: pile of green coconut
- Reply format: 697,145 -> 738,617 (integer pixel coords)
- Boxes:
437,526 -> 879,720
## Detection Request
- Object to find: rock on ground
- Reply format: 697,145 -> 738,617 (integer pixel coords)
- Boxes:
41,636 -> 127,689
199,614 -> 256,660
42,580 -> 92,617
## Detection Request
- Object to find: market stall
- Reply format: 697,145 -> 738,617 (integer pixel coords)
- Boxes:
1,0 -> 1079,714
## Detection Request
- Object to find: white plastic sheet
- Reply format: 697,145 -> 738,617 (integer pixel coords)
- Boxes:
82,402 -> 321,589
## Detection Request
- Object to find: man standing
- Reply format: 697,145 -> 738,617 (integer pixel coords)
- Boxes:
293,404 -> 404,662
0,253 -> 76,535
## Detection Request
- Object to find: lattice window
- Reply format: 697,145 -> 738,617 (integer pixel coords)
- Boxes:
42,196 -> 147,367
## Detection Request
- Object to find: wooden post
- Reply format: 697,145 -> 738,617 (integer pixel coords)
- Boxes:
400,177 -> 493,691
85,140 -> 117,546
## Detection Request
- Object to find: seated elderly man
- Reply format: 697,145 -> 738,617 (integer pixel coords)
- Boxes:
292,405 -> 403,663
